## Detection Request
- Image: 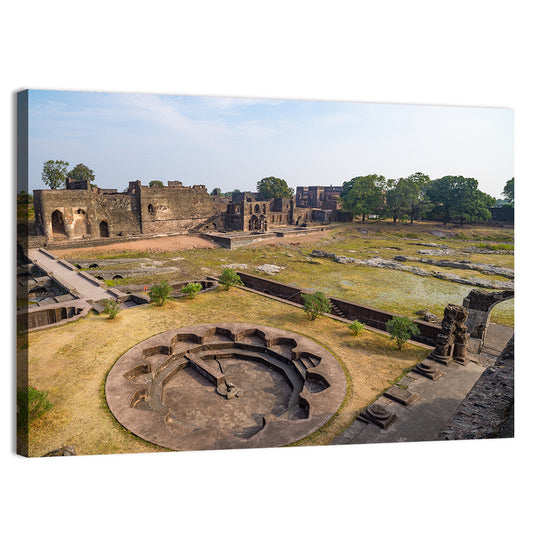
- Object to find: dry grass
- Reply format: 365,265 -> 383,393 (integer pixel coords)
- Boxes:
59,221 -> 514,326
21,288 -> 429,456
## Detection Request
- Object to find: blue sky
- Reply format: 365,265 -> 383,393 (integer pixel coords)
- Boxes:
27,90 -> 513,198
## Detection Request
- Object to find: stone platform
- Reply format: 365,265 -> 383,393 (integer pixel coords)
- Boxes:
105,323 -> 347,451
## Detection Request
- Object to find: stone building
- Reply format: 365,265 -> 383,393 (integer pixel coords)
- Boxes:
199,192 -> 314,233
33,179 -> 340,242
33,178 -> 227,241
295,185 -> 342,210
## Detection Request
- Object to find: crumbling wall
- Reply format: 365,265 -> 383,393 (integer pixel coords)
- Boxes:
438,335 -> 514,440
33,189 -> 141,240
137,182 -> 218,233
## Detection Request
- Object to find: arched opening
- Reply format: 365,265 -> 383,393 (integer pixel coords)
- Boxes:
463,289 -> 514,354
99,221 -> 109,237
254,204 -> 260,214
112,275 -> 123,280
148,204 -> 154,213
51,210 -> 66,236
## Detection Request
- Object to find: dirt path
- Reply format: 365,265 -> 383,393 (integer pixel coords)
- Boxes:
246,229 -> 333,248
52,235 -> 219,258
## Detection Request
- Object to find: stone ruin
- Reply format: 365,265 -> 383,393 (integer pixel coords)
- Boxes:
462,289 -> 514,353
105,323 -> 346,451
428,304 -> 470,366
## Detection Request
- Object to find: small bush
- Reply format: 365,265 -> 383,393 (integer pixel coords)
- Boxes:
103,299 -> 120,319
181,282 -> 202,299
348,320 -> 365,336
302,291 -> 331,320
386,316 -> 420,350
219,268 -> 243,291
474,243 -> 514,251
149,281 -> 173,306
17,386 -> 52,430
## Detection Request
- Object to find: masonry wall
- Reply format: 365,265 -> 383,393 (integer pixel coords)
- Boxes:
33,189 -> 141,240
137,184 -> 219,233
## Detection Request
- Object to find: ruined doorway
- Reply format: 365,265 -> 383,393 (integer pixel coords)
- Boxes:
51,210 -> 66,236
99,220 -> 110,237
463,289 -> 514,353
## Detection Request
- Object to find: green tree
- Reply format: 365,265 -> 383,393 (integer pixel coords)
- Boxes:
210,187 -> 222,196
404,172 -> 431,223
41,160 -> 69,189
219,268 -> 243,291
67,163 -> 95,182
385,178 -> 410,223
103,299 -> 120,319
426,176 -> 495,225
340,174 -> 386,222
503,178 -> 514,206
149,281 -> 173,305
386,316 -> 420,350
181,282 -> 202,299
257,177 -> 294,200
302,291 -> 331,320
149,180 -> 164,188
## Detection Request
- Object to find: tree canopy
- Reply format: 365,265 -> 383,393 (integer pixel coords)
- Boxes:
67,163 -> 95,182
340,174 -> 386,221
503,178 -> 514,206
210,187 -> 222,196
425,176 -> 495,225
404,172 -> 431,223
149,180 -> 164,188
257,177 -> 294,200
41,160 -> 69,189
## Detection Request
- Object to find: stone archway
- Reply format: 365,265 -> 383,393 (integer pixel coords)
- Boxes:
99,220 -> 110,237
463,289 -> 514,352
51,210 -> 66,236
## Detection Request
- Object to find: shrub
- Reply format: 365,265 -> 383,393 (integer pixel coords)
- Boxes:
386,316 -> 420,350
302,291 -> 331,320
181,282 -> 202,299
17,386 -> 52,430
149,281 -> 173,306
103,298 -> 120,319
219,268 -> 243,291
348,320 -> 365,336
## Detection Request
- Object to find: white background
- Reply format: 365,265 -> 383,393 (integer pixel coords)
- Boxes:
2,1 -> 531,531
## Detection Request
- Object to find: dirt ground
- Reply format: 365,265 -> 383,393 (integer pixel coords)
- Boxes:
52,235 -> 219,257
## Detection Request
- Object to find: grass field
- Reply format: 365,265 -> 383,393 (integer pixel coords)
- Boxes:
19,287 -> 430,456
60,221 -> 514,326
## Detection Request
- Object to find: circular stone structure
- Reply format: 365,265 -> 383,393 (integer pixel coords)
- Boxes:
106,323 -> 347,451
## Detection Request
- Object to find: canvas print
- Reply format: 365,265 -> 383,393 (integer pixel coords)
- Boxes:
16,90 -> 514,457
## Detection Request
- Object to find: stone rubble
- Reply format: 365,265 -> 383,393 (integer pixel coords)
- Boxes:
255,264 -> 284,274
310,249 -> 514,290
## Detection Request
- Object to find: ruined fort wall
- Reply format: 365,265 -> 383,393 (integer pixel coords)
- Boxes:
137,184 -> 218,233
33,189 -> 141,240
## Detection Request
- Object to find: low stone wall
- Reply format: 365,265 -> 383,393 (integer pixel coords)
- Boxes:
438,335 -> 514,440
17,301 -> 92,332
235,272 -> 441,345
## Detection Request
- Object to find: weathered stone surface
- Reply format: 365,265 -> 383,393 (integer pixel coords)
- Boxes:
384,385 -> 420,406
43,445 -> 76,457
312,250 -> 512,289
413,361 -> 444,381
428,304 -> 470,366
415,309 -> 440,323
438,336 -> 514,440
255,264 -> 284,274
359,403 -> 396,429
106,323 -> 347,451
